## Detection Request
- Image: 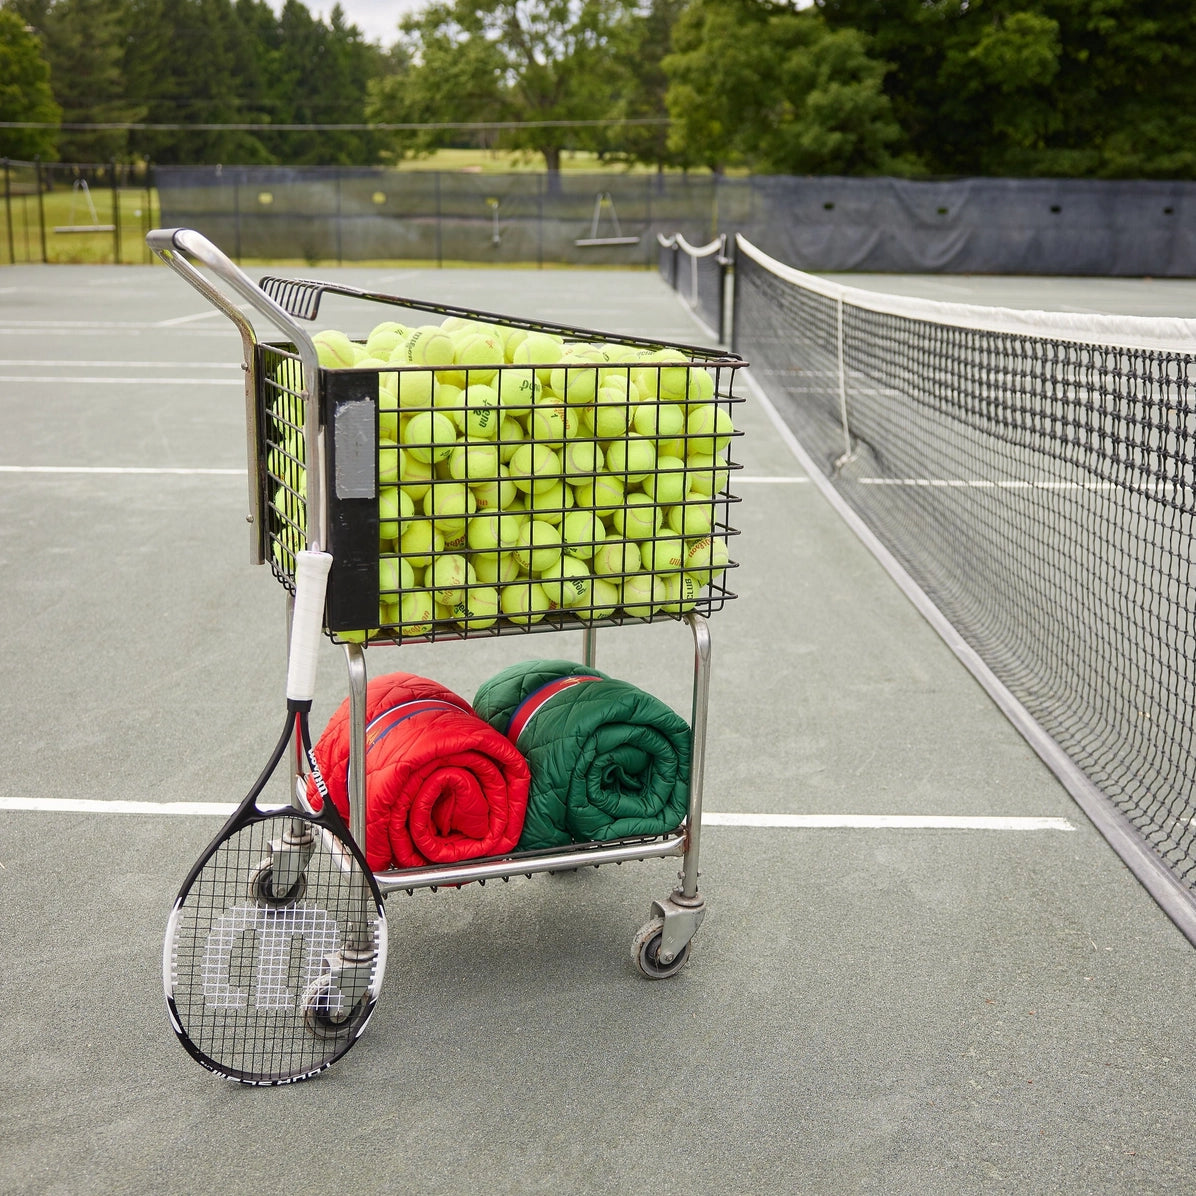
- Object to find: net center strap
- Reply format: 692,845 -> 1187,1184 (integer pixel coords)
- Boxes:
506,676 -> 603,747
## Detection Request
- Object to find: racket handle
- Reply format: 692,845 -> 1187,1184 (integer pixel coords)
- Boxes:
287,550 -> 333,705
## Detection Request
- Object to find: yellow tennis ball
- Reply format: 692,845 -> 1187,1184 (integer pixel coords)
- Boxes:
640,534 -> 685,574
527,402 -> 575,446
592,384 -> 634,440
447,442 -> 500,484
403,410 -> 457,464
402,325 -> 455,369
313,329 -> 358,368
469,466 -> 519,513
398,589 -> 435,637
659,571 -> 702,614
496,368 -> 542,418
378,439 -> 401,485
549,351 -> 602,406
472,550 -> 520,586
684,452 -> 730,497
527,477 -> 572,526
685,403 -> 735,455
379,554 -> 416,601
426,553 -> 475,606
604,436 -> 656,483
539,556 -> 592,609
562,437 -> 603,479
685,534 -> 730,585
378,485 -> 415,540
500,580 -> 550,626
612,492 -> 662,541
573,473 -> 624,513
620,571 -> 666,619
366,320 -> 409,359
396,370 -> 437,411
592,537 -> 641,577
452,584 -> 501,631
582,577 -> 619,621
449,330 -> 503,385
397,450 -> 435,502
422,481 -> 475,539
667,501 -> 714,540
632,400 -> 686,441
462,383 -> 501,440
513,519 -> 563,574
512,332 -> 566,383
644,455 -> 687,506
509,442 -> 562,494
399,519 -> 443,567
561,508 -> 605,561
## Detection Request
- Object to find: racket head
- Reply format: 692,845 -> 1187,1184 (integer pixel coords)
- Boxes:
163,802 -> 387,1085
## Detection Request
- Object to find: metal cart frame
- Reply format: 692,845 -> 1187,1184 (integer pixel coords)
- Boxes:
148,227 -> 744,977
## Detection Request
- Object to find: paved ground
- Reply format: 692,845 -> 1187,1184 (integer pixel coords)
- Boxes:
2,257 -> 1195,1195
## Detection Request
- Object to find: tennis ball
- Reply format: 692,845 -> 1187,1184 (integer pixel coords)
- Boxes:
472,550 -> 520,587
688,366 -> 716,406
528,477 -> 573,526
549,351 -> 602,406
398,590 -> 435,637
604,436 -> 656,483
685,403 -> 735,455
666,501 -> 714,540
500,580 -> 550,626
592,385 -> 634,440
496,416 -> 525,463
620,571 -> 666,619
573,473 -> 624,513
527,402 -> 576,446
447,442 -> 500,485
659,571 -> 702,614
452,584 -> 501,631
379,554 -> 416,600
653,348 -> 693,402
685,534 -> 730,585
632,400 -> 686,441
355,357 -> 398,414
422,481 -> 475,539
502,327 -> 529,362
580,576 -> 620,621
562,437 -> 603,479
378,439 -> 401,485
592,537 -> 641,577
539,556 -> 592,609
640,534 -> 686,574
509,442 -> 562,494
402,325 -> 455,369
498,368 -> 542,416
513,519 -> 563,574
313,329 -> 358,368
426,553 -> 475,607
462,383 -> 501,440
612,492 -> 662,541
378,485 -> 415,540
685,452 -> 730,497
403,410 -> 457,464
644,455 -> 687,506
399,519 -> 443,567
512,332 -> 565,382
397,451 -> 435,502
396,370 -> 437,411
561,509 -> 604,560
469,466 -> 519,513
366,320 -> 409,359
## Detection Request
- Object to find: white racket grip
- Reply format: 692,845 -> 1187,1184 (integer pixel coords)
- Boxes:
287,550 -> 333,703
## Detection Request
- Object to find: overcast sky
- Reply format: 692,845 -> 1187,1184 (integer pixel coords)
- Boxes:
306,0 -> 426,43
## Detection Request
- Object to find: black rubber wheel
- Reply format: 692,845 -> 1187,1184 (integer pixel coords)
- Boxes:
301,976 -> 368,1041
633,917 -> 691,979
248,860 -> 306,907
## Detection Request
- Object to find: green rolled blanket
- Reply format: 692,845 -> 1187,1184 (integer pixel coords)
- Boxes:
473,659 -> 692,851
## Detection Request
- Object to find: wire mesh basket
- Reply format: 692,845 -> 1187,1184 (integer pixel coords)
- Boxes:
255,276 -> 746,644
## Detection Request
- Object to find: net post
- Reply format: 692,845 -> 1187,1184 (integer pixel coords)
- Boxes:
834,296 -> 853,468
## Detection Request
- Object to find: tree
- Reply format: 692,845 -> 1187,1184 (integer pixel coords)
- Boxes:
367,0 -> 638,174
664,0 -> 912,174
0,6 -> 62,160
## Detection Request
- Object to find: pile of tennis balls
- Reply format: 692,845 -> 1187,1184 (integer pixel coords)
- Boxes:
269,313 -> 736,640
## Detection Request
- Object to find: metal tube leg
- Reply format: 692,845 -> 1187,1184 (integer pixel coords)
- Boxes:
680,610 -> 712,900
343,641 -> 369,853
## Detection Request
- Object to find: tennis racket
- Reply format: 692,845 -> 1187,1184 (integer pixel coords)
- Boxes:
163,550 -> 388,1085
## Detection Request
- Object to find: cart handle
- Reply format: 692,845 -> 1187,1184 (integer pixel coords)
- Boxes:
146,227 -> 327,554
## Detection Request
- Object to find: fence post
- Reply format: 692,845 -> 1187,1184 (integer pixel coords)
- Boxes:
434,171 -> 442,269
3,159 -> 12,265
35,158 -> 47,263
110,160 -> 121,263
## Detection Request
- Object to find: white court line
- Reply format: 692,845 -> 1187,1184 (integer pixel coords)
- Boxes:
735,476 -> 810,484
0,796 -> 1073,830
0,359 -> 239,369
857,478 -> 1116,490
0,375 -> 236,385
0,465 -> 244,476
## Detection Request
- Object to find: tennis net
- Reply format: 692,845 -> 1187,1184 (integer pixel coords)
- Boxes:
732,234 -> 1196,933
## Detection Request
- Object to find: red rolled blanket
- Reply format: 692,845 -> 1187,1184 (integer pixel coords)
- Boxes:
306,672 -> 531,871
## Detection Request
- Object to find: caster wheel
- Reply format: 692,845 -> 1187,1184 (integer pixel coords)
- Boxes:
632,916 -> 691,979
300,975 -> 367,1040
248,859 -> 306,907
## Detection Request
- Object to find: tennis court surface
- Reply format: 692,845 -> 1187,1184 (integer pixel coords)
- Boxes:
3,260 -> 1196,1193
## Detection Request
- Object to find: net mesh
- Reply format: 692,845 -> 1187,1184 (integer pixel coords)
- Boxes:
733,236 -> 1196,894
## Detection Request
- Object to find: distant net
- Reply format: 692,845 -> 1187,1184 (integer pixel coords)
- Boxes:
733,235 -> 1196,910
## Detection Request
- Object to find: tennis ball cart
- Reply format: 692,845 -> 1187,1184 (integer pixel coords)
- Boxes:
151,227 -> 746,1085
